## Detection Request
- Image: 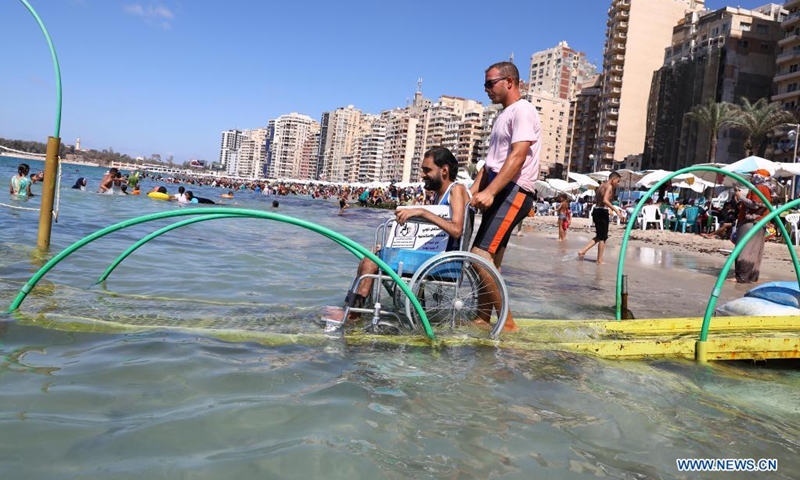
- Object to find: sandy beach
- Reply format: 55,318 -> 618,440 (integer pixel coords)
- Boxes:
520,213 -> 795,280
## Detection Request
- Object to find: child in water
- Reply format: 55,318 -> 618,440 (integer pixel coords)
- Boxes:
10,163 -> 34,197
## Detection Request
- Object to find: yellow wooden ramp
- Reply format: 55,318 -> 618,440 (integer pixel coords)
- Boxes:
510,316 -> 800,361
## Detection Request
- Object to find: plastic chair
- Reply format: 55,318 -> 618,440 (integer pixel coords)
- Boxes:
785,213 -> 800,246
638,205 -> 663,231
675,206 -> 700,233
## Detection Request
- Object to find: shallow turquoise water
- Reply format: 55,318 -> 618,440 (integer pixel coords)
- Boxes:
1,156 -> 798,479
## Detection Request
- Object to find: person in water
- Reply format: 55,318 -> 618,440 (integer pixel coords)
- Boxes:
323,146 -> 469,325
172,186 -> 187,202
220,191 -> 234,199
10,163 -> 34,197
185,191 -> 215,204
99,168 -> 126,193
71,177 -> 88,190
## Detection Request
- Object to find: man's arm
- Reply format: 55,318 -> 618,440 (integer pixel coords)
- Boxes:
395,184 -> 467,240
470,141 -> 531,210
469,167 -> 485,197
602,185 -> 622,216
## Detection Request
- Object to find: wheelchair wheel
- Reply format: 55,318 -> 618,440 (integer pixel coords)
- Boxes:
404,251 -> 509,338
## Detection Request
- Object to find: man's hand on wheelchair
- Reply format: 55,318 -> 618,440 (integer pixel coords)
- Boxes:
471,191 -> 495,210
395,208 -> 424,225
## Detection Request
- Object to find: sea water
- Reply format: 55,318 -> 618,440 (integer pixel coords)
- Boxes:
1,156 -> 798,479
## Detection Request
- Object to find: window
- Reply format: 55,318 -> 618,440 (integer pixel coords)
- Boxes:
790,64 -> 798,73
722,23 -> 729,33
738,39 -> 749,48
762,42 -> 770,51
712,27 -> 719,36
740,22 -> 751,32
757,24 -> 768,35
788,83 -> 798,93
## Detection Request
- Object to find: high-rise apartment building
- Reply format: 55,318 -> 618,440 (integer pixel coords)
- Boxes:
644,5 -> 784,170
219,129 -> 247,170
774,1 -> 800,111
530,92 -> 570,176
234,127 -> 269,179
529,41 -> 597,101
358,115 -> 386,182
422,96 -> 484,170
566,76 -> 603,174
317,105 -> 363,183
381,109 -> 419,183
597,0 -> 705,170
298,132 -> 320,180
269,113 -> 320,180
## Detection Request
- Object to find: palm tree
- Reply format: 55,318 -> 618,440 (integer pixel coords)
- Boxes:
685,99 -> 738,163
730,97 -> 795,157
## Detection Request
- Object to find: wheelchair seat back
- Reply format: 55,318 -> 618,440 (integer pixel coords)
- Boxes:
379,205 -> 457,277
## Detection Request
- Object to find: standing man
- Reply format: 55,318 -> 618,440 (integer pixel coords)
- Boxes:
471,61 -> 542,332
578,172 -> 623,264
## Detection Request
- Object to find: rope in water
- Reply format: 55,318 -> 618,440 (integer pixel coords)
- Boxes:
0,202 -> 39,212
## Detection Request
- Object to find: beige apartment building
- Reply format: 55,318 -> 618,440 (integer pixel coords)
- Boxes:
234,128 -> 269,179
597,0 -> 705,170
357,115 -> 386,182
269,113 -> 320,180
317,105 -> 363,183
529,41 -> 596,101
530,92 -> 570,176
774,0 -> 800,111
422,95 -> 484,170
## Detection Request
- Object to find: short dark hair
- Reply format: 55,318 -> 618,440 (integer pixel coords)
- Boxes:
609,171 -> 622,180
486,61 -> 520,85
272,200 -> 279,207
157,186 -> 167,194
178,186 -> 185,193
424,146 -> 458,181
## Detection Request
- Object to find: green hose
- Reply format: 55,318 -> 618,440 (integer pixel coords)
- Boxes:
19,0 -> 62,138
700,198 -> 800,342
94,213 -> 363,284
615,166 -> 799,320
8,208 -> 436,340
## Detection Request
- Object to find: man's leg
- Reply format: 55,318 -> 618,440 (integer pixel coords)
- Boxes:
578,239 -> 597,260
596,240 -> 606,265
470,246 -> 516,331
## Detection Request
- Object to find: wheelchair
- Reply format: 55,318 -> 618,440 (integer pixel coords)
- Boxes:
325,205 -> 509,338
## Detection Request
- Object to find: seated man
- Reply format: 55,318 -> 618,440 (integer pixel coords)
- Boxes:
702,201 -> 737,239
323,146 -> 469,324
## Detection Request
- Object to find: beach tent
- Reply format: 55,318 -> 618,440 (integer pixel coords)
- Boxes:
723,155 -> 777,175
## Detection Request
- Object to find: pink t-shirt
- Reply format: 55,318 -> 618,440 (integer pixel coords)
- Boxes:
484,99 -> 541,193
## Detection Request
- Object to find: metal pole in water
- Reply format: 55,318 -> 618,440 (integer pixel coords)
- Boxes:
620,274 -> 630,319
37,137 -> 60,249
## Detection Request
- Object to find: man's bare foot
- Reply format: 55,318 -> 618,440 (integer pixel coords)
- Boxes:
321,306 -> 361,323
597,261 -> 605,265
503,321 -> 519,332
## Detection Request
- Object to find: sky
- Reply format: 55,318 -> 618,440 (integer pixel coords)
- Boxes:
0,0 -> 771,162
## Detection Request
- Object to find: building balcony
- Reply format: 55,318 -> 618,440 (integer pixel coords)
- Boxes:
775,69 -> 800,83
607,119 -> 618,127
779,33 -> 800,48
777,49 -> 800,64
785,0 -> 800,12
615,0 -> 630,10
614,32 -> 627,41
772,90 -> 800,102
783,11 -> 800,29
617,20 -> 628,30
612,42 -> 626,53
608,99 -> 620,108
602,142 -> 615,151
611,54 -> 625,64
609,86 -> 622,95
604,131 -> 616,139
609,75 -> 623,85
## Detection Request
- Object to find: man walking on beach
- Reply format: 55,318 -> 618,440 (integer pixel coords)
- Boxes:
470,61 -> 541,332
578,172 -> 623,265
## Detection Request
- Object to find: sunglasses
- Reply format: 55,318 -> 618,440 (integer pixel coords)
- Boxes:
484,77 -> 508,89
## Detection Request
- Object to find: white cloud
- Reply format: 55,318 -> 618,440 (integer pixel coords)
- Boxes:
123,3 -> 175,28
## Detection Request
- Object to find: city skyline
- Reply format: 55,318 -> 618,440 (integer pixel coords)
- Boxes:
0,0 -> 757,162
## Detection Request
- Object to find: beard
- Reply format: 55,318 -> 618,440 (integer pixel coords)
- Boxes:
424,175 -> 442,192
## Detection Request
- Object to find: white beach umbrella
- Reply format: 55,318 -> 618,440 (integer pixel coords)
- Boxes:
773,162 -> 800,178
533,180 -> 558,199
567,171 -> 599,188
723,155 -> 777,175
546,178 -> 580,192
588,171 -> 610,182
635,170 -> 695,188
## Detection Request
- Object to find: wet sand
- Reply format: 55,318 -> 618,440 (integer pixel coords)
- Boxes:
499,214 -> 796,321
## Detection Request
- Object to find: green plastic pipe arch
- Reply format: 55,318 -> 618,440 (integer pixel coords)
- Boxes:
700,197 -> 800,342
7,208 -> 436,340
19,0 -> 62,138
615,166 -> 800,320
94,213 -> 363,284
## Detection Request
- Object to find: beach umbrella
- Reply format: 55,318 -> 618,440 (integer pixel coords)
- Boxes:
546,178 -> 581,193
588,171 -> 610,182
533,180 -> 558,199
635,170 -> 694,188
723,155 -> 777,175
773,162 -> 800,178
567,172 -> 599,188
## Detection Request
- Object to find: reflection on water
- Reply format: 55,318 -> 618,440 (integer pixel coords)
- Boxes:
1,157 -> 799,478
